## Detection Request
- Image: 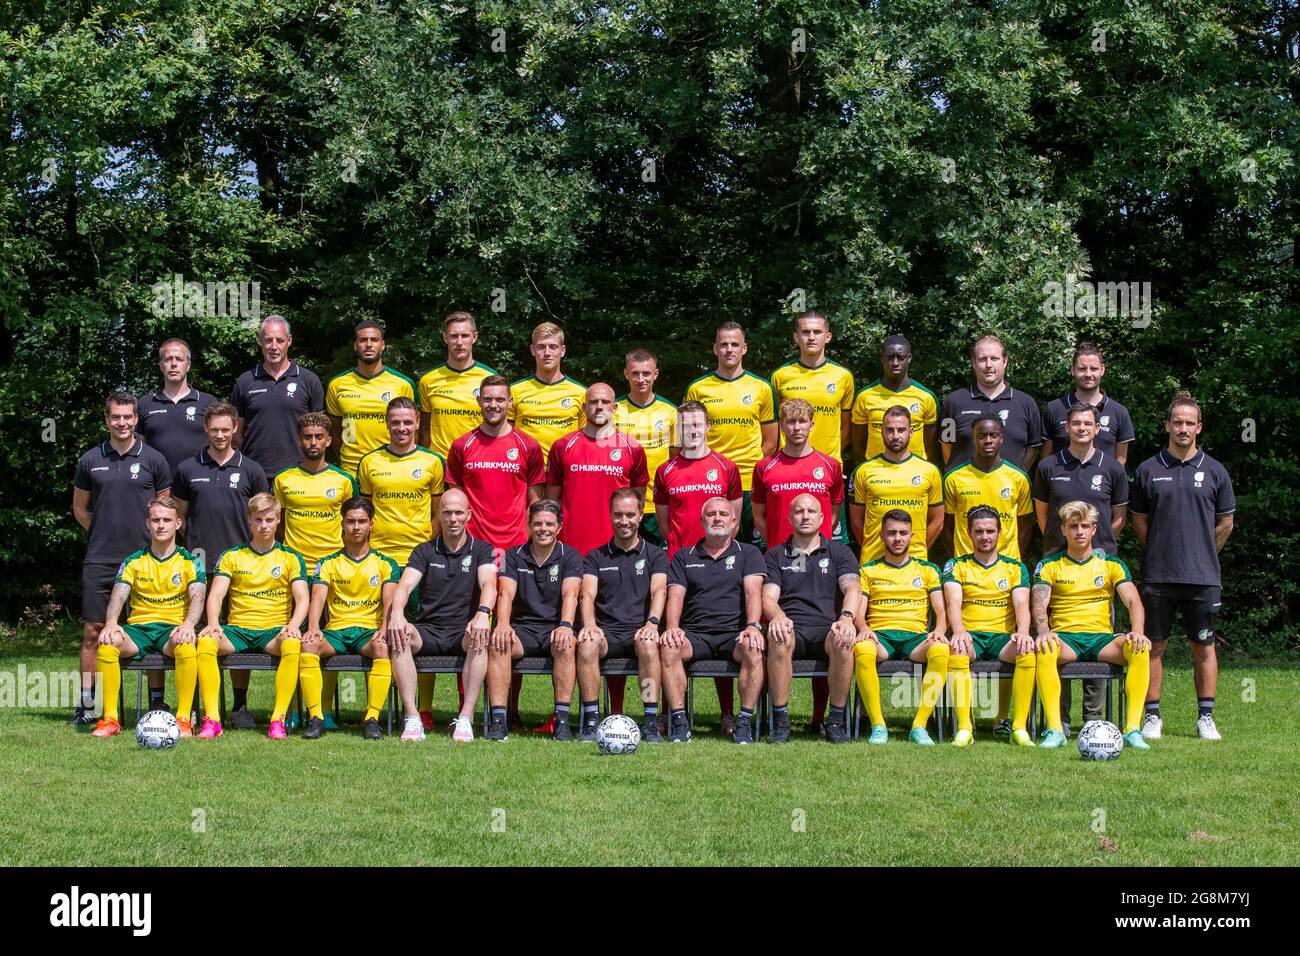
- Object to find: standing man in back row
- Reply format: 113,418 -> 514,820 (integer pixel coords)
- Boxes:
615,347 -> 677,548
939,334 -> 1042,473
1041,342 -> 1134,463
510,322 -> 587,467
419,311 -> 499,461
1131,390 -> 1235,742
851,335 -> 940,464
138,338 -> 217,471
326,320 -> 416,476
231,315 -> 325,477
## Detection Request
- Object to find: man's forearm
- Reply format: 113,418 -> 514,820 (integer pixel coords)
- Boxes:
103,583 -> 131,626
183,584 -> 206,628
1031,586 -> 1051,633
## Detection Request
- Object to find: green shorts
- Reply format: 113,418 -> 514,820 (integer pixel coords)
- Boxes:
970,631 -> 1013,660
1059,631 -> 1116,662
123,621 -> 176,657
740,492 -> 765,550
223,626 -> 282,653
640,512 -> 665,547
324,626 -> 377,655
876,629 -> 929,659
834,500 -> 852,547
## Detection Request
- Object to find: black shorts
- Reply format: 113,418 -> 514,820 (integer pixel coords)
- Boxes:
413,623 -> 466,657
81,562 -> 122,623
601,630 -> 639,658
1142,583 -> 1221,644
685,630 -> 739,662
514,624 -> 553,656
791,628 -> 830,661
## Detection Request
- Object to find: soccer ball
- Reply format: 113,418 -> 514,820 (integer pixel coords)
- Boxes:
595,714 -> 640,755
136,710 -> 181,750
1077,720 -> 1124,761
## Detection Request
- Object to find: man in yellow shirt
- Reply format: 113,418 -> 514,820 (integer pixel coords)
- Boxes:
850,335 -> 939,462
769,310 -> 854,463
852,510 -> 949,745
509,322 -> 586,465
942,415 -> 1034,562
325,320 -> 416,475
418,311 -> 499,459
200,493 -> 311,739
615,347 -> 677,548
356,397 -> 445,570
682,321 -> 776,548
1032,500 -> 1151,750
942,506 -> 1036,747
91,497 -> 206,738
300,497 -> 401,740
848,406 -> 943,563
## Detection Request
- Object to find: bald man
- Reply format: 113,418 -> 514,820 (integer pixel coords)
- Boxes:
546,383 -> 650,555
385,488 -> 499,742
761,494 -> 861,742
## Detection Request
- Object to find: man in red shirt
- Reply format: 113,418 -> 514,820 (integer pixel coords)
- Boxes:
446,374 -> 547,556
653,399 -> 744,730
654,401 -> 742,557
752,398 -> 844,548
545,383 -> 649,554
443,374 -> 546,730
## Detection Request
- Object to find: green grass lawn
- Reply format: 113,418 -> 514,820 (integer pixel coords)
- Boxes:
1,637 -> 1297,866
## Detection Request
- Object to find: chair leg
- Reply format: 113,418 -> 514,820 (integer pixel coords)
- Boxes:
686,676 -> 694,730
135,671 -> 144,724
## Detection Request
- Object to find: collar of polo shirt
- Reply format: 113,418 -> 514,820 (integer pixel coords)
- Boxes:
785,534 -> 829,557
200,448 -> 243,468
254,361 -> 300,381
1060,446 -> 1102,467
969,381 -> 1013,401
104,437 -> 144,458
1157,448 -> 1205,468
154,386 -> 197,404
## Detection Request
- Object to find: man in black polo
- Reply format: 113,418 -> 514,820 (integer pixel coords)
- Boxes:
659,497 -> 767,744
1131,390 -> 1236,741
486,499 -> 583,741
137,337 -> 217,470
71,392 -> 172,724
939,333 -> 1043,472
761,494 -> 860,744
577,488 -> 668,743
1033,403 -> 1129,729
172,401 -> 271,572
387,488 -> 498,743
1041,342 -> 1136,463
230,314 -> 325,475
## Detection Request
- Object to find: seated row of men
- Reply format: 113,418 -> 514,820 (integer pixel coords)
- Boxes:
91,479 -> 1152,750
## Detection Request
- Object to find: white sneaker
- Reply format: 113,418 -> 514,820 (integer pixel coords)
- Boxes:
451,715 -> 475,743
1196,714 -> 1222,740
400,714 -> 426,742
1142,713 -> 1163,740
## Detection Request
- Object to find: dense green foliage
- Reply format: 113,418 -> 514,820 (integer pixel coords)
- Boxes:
2,2 -> 1296,647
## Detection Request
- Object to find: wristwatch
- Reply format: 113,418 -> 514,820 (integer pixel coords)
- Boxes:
647,615 -> 661,626
747,620 -> 762,631
476,604 -> 492,616
559,619 -> 573,629
839,610 -> 854,619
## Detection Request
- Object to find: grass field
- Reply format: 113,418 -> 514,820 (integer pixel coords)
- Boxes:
1,636 -> 1297,866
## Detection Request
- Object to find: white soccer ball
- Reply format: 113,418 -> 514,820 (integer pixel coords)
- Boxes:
595,714 -> 640,755
1077,720 -> 1124,761
136,710 -> 181,750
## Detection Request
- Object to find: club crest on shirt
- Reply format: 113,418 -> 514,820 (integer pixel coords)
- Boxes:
707,468 -> 719,482
818,557 -> 829,572
171,572 -> 183,586
381,391 -> 392,402
610,448 -> 622,462
186,406 -> 197,419
287,383 -> 298,396
130,463 -> 141,477
910,474 -> 922,486
506,447 -> 519,461
813,467 -> 825,480
1099,415 -> 1110,428
1094,575 -> 1104,587
461,555 -> 473,571
725,555 -> 736,570
997,577 -> 1009,591
1194,471 -> 1205,487
560,398 -> 574,409
412,468 -> 424,480
1000,486 -> 1011,500
271,564 -> 283,578
911,576 -> 923,588
1090,474 -> 1103,488
369,574 -> 380,587
635,558 -> 646,575
472,387 -> 481,398
230,473 -> 241,487
655,418 -> 666,431
325,487 -> 337,499
549,564 -> 559,581
826,382 -> 837,394
741,394 -> 754,406
909,401 -> 920,414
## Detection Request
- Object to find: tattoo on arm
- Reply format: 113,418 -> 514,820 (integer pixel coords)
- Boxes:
104,583 -> 131,625
1031,585 -> 1051,632
184,583 -> 206,627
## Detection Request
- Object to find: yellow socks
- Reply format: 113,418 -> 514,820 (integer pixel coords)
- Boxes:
950,654 -> 972,732
417,672 -> 435,712
271,638 -> 301,722
196,636 -> 221,720
366,659 -> 392,721
1036,642 -> 1063,732
173,643 -> 198,722
300,653 -> 324,719
912,643 -> 949,730
1011,652 -> 1036,732
322,669 -> 338,716
97,644 -> 121,722
853,641 -> 885,727
996,677 -> 1012,721
1122,642 -> 1151,733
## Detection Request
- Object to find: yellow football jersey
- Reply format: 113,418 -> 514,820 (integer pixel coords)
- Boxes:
356,445 -> 446,566
116,547 -> 205,626
615,395 -> 678,514
213,542 -> 308,629
312,548 -> 401,630
1033,550 -> 1132,633
851,380 -> 939,460
860,556 -> 941,633
941,553 -> 1028,634
273,465 -> 359,566
851,453 -> 943,562
418,361 -> 498,460
508,375 -> 587,463
682,371 -> 775,492
942,460 -> 1033,561
325,367 -> 416,475
769,359 -> 854,460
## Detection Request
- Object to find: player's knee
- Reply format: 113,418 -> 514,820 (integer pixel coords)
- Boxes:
948,653 -> 969,671
576,641 -> 598,663
853,640 -> 876,663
